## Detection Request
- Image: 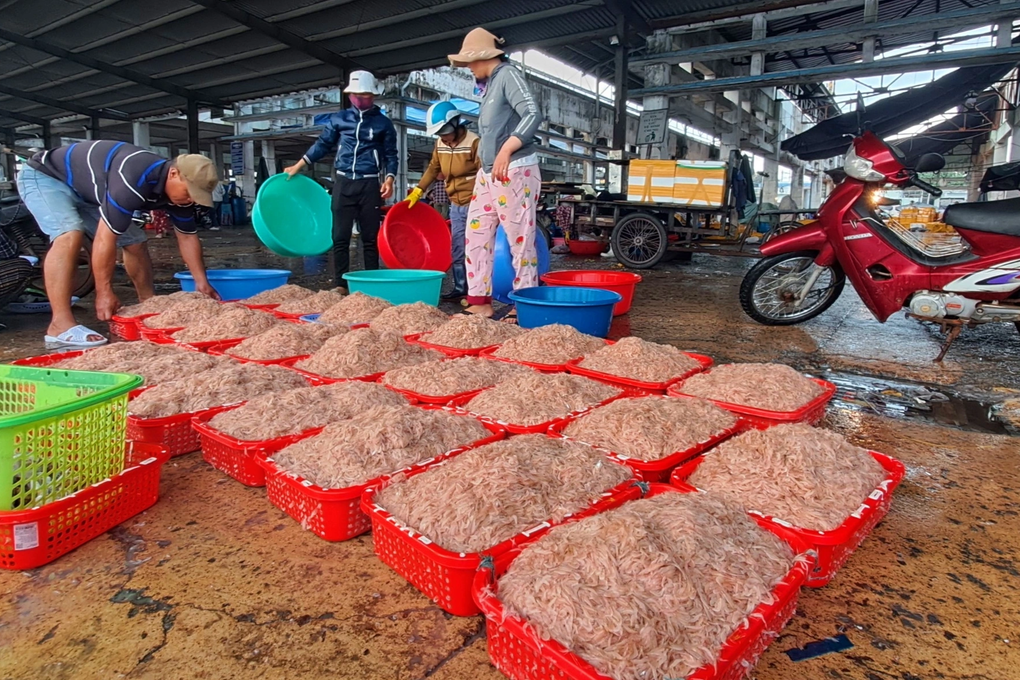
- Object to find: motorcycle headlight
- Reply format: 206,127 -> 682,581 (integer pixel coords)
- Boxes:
844,146 -> 885,182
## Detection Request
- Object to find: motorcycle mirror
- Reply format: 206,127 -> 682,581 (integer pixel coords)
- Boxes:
914,153 -> 945,173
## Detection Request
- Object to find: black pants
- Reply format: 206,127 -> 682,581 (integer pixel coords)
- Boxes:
332,177 -> 381,283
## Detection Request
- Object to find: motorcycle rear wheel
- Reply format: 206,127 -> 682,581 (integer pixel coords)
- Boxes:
740,251 -> 845,325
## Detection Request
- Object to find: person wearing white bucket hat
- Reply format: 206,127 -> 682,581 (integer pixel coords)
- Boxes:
448,27 -> 543,322
285,70 -> 398,287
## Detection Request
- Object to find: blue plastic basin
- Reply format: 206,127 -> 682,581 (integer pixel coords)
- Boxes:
508,286 -> 622,338
342,270 -> 445,306
174,269 -> 291,301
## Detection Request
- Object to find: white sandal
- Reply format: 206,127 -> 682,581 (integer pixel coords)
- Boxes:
44,325 -> 109,349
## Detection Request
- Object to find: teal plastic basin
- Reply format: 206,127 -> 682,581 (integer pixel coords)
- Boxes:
253,174 -> 332,257
342,270 -> 445,306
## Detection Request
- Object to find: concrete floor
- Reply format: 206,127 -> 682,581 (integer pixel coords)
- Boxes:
1,230 -> 1018,680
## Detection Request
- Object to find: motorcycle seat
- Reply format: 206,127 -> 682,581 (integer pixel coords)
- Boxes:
943,197 -> 1020,236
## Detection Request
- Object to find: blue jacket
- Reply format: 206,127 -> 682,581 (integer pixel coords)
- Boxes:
302,106 -> 399,180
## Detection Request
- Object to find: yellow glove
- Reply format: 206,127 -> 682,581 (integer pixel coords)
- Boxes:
407,187 -> 424,209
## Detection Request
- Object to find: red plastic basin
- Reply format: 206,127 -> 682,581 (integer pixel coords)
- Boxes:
566,239 -> 606,256
540,270 -> 642,315
379,202 -> 452,271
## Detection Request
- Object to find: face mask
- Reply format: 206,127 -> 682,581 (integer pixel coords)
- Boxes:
350,95 -> 374,111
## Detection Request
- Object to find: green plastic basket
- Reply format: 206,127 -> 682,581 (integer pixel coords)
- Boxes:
0,365 -> 143,511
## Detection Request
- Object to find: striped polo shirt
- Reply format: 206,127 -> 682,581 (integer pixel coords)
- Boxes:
28,141 -> 200,235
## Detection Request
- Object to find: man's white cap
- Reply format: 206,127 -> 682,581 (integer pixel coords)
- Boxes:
344,70 -> 383,95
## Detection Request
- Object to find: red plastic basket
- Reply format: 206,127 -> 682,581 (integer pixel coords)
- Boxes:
448,389 -> 626,435
363,471 -> 642,617
406,332 -> 500,358
0,443 -> 168,571
478,341 -> 612,373
549,413 -> 746,483
270,308 -> 317,321
128,403 -> 239,457
566,351 -> 714,393
170,336 -> 247,352
192,409 -> 321,487
672,452 -> 904,588
139,324 -> 181,342
380,382 -> 486,406
260,408 -> 506,543
240,302 -> 280,312
472,483 -> 813,680
109,313 -> 155,340
667,377 -> 836,429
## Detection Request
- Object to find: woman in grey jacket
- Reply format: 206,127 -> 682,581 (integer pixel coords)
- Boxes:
449,28 -> 543,321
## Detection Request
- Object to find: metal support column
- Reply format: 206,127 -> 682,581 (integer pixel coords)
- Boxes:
750,14 -> 767,75
90,115 -> 101,141
862,0 -> 878,62
998,0 -> 1013,48
643,31 -> 673,160
187,100 -> 200,154
612,13 -> 629,152
41,121 -> 53,150
132,121 -> 150,149
2,129 -> 16,182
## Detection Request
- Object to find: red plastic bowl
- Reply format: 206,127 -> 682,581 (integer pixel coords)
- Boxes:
379,201 -> 452,271
566,239 -> 606,256
540,270 -> 643,315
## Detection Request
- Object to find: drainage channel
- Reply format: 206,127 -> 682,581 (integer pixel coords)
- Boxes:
823,370 -> 1011,436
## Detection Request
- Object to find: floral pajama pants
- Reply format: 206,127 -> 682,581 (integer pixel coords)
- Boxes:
465,164 -> 542,305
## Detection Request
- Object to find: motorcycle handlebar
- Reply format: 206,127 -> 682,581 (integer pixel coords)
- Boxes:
908,175 -> 942,198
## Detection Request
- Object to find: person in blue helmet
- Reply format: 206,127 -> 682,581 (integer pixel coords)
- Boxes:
285,71 -> 398,289
405,101 -> 480,301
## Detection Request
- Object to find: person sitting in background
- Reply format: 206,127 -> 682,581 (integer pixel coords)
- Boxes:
424,173 -> 451,219
407,102 -> 481,301
0,229 -> 33,331
284,70 -> 399,290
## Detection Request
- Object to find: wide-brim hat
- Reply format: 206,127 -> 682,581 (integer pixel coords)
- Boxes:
448,27 -> 505,67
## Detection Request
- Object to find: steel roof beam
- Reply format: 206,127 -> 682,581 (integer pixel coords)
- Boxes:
630,45 -> 1020,96
0,107 -> 47,126
632,4 -> 1020,65
0,83 -> 129,120
190,0 -> 364,73
0,28 -> 231,107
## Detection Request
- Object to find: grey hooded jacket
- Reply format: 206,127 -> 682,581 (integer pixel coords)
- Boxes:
477,62 -> 543,172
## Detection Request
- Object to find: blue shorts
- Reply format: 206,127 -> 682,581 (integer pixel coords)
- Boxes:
17,165 -> 148,247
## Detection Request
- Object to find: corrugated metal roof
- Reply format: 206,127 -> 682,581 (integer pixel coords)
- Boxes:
0,0 -> 1011,131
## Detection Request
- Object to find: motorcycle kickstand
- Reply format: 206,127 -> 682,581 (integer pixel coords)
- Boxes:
934,324 -> 963,363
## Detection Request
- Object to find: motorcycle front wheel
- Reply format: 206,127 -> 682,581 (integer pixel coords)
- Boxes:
740,251 -> 845,325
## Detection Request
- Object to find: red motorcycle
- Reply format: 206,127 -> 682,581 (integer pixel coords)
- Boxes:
740,131 -> 1020,360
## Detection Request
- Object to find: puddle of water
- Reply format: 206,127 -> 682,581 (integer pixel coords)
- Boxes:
824,371 -> 1010,435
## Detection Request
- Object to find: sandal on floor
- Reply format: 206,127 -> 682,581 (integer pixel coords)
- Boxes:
492,306 -> 518,324
44,325 -> 108,349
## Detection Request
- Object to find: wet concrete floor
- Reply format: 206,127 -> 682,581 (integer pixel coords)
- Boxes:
1,230 -> 1017,679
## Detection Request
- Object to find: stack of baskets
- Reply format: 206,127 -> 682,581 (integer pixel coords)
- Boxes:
0,364 -> 168,570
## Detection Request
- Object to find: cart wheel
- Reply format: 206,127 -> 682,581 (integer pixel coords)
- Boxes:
611,213 -> 667,269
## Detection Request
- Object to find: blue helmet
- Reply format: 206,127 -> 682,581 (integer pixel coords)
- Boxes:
425,101 -> 461,136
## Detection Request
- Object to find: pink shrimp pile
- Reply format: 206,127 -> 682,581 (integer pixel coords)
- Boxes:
241,284 -> 314,305
687,423 -> 887,531
369,302 -> 449,335
417,313 -> 524,349
562,396 -> 736,461
171,306 -> 278,343
679,363 -> 824,411
576,336 -> 702,383
465,371 -> 619,426
294,328 -> 441,378
316,291 -> 393,326
376,434 -> 632,553
498,492 -> 795,680
207,381 -> 406,441
381,357 -> 527,397
270,405 -> 489,489
492,324 -> 605,365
